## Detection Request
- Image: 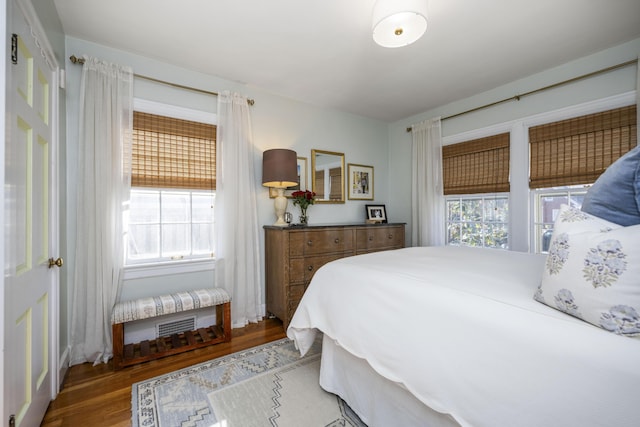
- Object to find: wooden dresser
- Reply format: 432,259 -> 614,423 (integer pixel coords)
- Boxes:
264,223 -> 405,329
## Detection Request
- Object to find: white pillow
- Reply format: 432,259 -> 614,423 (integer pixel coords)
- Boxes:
534,204 -> 640,337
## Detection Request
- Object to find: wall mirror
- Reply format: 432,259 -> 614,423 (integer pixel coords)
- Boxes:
311,149 -> 345,203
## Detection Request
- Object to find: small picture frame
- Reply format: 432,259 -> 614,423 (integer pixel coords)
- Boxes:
270,156 -> 308,198
348,163 -> 374,200
365,204 -> 387,223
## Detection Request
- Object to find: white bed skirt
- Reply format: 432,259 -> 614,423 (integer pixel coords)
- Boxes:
320,334 -> 461,427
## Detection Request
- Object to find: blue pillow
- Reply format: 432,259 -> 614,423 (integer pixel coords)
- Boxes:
581,145 -> 640,226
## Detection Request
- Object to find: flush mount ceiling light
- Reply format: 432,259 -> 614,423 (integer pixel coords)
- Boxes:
372,0 -> 428,48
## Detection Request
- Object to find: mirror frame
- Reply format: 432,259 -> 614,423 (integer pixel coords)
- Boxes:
311,149 -> 345,204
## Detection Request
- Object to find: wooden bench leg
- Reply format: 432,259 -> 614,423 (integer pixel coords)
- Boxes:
217,301 -> 232,342
112,323 -> 124,370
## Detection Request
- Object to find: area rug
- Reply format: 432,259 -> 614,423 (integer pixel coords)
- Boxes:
131,336 -> 367,427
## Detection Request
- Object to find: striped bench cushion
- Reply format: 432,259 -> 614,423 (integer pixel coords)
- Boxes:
112,288 -> 230,325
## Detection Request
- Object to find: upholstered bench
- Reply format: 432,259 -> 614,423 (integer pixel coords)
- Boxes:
111,288 -> 231,369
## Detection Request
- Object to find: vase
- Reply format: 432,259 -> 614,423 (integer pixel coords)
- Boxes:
299,209 -> 308,225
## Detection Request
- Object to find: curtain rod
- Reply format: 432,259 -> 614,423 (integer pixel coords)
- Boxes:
69,55 -> 255,105
406,58 -> 637,132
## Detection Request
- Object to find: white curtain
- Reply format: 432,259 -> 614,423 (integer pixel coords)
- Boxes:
411,117 -> 445,246
69,57 -> 133,366
215,91 -> 262,328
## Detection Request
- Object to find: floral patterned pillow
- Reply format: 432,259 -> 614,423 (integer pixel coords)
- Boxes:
534,204 -> 640,338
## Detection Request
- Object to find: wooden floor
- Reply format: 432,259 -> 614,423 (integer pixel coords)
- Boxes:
41,318 -> 286,427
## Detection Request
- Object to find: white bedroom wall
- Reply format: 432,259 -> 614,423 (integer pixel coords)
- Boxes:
388,37 -> 640,251
63,37 -> 388,310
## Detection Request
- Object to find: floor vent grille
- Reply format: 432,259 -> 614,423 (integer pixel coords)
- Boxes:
157,316 -> 196,337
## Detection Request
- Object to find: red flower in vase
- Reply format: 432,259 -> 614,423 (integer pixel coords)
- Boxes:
291,190 -> 316,210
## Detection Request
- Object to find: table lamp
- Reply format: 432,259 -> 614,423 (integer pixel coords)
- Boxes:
262,149 -> 298,226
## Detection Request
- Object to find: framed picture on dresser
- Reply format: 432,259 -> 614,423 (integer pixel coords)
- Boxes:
365,204 -> 387,223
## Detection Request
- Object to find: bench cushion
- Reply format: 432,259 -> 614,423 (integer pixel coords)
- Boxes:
112,288 -> 230,325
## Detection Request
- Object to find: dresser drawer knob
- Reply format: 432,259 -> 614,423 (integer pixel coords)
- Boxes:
334,238 -> 340,244
368,236 -> 373,241
308,265 -> 314,271
388,234 -> 393,239
307,240 -> 313,246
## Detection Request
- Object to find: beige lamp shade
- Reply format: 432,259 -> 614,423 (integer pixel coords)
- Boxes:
262,149 -> 298,188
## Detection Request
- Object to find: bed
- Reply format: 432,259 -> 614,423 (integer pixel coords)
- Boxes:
287,144 -> 640,426
286,244 -> 640,427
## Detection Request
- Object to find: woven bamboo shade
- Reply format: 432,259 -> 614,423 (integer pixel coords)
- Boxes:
529,105 -> 637,189
329,167 -> 342,200
132,111 -> 216,190
443,133 -> 510,195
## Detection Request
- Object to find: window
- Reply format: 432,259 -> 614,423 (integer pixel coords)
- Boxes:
126,110 -> 216,265
442,133 -> 510,195
443,133 -> 510,248
529,105 -> 636,188
127,190 -> 215,263
531,186 -> 587,253
529,105 -> 636,253
446,194 -> 509,249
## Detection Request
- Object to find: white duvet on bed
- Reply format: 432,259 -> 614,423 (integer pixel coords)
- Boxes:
287,246 -> 640,427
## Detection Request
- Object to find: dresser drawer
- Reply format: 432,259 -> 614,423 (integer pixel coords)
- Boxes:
356,226 -> 404,251
289,229 -> 354,256
289,253 -> 348,283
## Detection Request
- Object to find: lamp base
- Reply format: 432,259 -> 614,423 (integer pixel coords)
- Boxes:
273,188 -> 289,226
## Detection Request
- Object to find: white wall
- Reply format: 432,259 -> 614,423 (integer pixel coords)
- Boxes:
63,37 -> 389,313
388,38 -> 640,250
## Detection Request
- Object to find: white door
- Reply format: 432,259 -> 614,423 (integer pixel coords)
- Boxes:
4,1 -> 60,426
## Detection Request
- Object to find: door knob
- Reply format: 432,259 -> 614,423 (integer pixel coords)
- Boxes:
48,257 -> 64,268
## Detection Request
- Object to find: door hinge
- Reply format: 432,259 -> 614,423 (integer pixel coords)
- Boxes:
9,414 -> 15,427
11,34 -> 18,65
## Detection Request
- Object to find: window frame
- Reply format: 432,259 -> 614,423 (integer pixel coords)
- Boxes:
441,131 -> 511,251
124,99 -> 217,275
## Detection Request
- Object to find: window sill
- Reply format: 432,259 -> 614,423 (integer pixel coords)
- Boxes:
123,258 -> 215,280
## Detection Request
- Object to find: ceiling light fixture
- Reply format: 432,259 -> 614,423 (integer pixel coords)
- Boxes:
372,0 -> 428,48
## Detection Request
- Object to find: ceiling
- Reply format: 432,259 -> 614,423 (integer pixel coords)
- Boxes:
52,0 -> 640,122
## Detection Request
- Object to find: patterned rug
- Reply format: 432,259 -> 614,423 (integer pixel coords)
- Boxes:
131,337 -> 367,427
